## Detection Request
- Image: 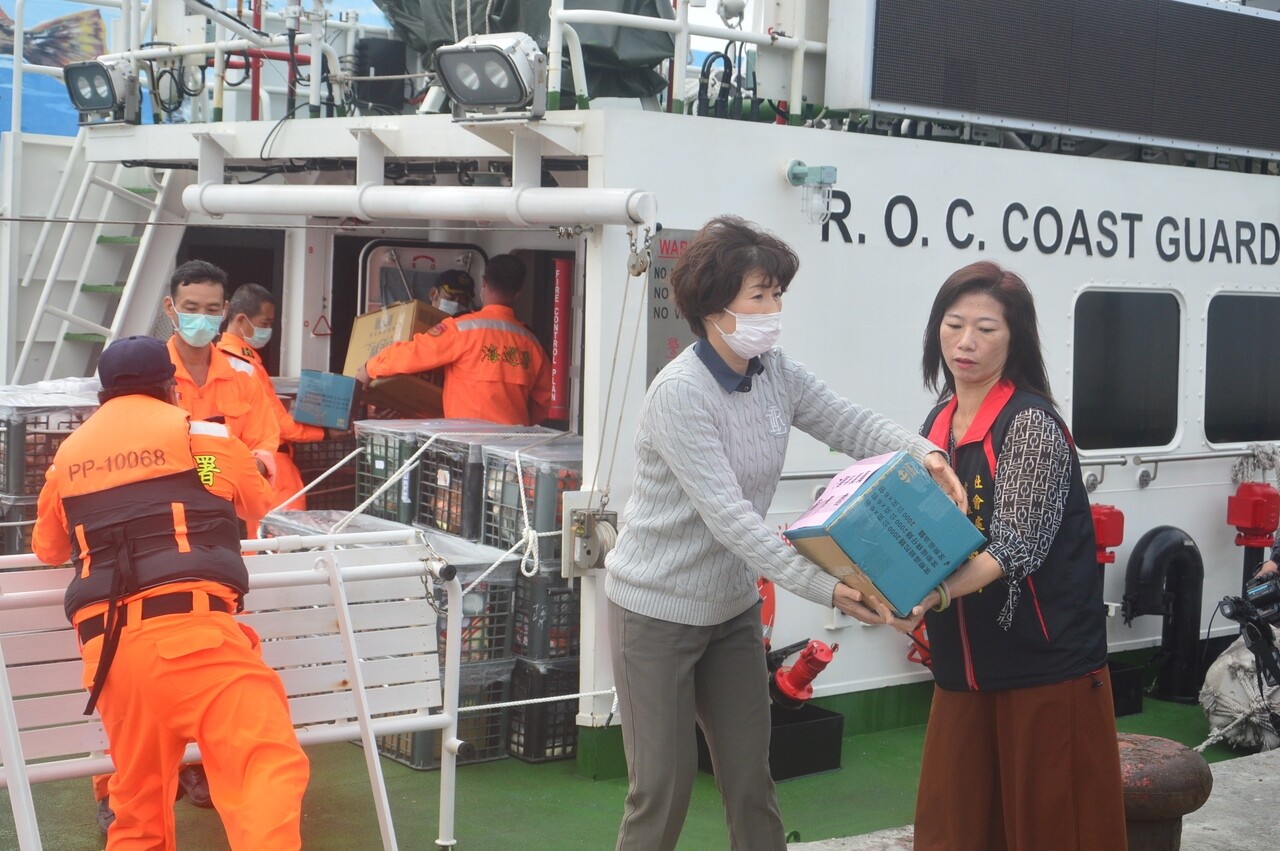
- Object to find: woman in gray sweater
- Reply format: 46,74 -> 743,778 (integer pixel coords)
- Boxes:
605,215 -> 963,850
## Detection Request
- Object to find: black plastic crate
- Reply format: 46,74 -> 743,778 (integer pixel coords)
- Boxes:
0,408 -> 94,497
437,561 -> 518,663
354,421 -> 423,523
480,438 -> 583,560
376,659 -> 513,770
513,567 -> 580,661
697,703 -> 844,781
292,437 -> 358,512
0,496 -> 37,555
507,657 -> 579,763
415,426 -> 550,540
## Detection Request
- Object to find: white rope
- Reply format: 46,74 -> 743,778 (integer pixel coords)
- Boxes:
507,431 -> 575,579
0,519 -> 33,528
331,432 -> 447,534
1198,633 -> 1280,751
456,686 -> 615,714
1231,442 -> 1280,486
587,244 -> 651,512
259,445 -> 364,535
325,430 -> 572,589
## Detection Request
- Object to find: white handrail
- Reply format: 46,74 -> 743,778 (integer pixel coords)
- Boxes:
546,0 -> 826,119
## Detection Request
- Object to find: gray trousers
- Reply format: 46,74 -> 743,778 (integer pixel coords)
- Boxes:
609,599 -> 785,851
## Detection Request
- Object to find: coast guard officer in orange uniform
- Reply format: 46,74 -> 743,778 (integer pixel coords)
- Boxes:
217,282 -> 346,511
32,336 -> 309,850
163,260 -> 281,481
355,255 -> 552,426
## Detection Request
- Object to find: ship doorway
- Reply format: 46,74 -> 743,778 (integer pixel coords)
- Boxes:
177,227 -> 286,375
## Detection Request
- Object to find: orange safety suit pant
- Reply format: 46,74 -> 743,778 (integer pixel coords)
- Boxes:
81,607 -> 309,850
274,450 -> 307,511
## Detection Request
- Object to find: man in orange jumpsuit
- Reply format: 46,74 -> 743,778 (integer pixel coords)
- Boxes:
163,260 -> 280,478
217,283 -> 347,511
355,255 -> 552,426
32,336 -> 309,850
147,260 -> 284,809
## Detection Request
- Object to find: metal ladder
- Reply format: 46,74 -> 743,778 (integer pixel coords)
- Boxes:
12,136 -> 192,384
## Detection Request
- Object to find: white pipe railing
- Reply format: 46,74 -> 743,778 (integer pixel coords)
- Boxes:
547,0 -> 826,119
184,183 -> 658,227
185,125 -> 657,228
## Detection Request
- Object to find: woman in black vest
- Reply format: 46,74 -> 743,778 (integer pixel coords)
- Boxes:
908,261 -> 1127,850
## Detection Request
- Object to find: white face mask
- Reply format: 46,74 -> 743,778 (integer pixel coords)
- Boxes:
713,309 -> 782,359
437,298 -> 461,316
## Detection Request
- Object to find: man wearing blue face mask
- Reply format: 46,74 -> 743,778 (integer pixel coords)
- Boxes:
163,261 -> 281,513
218,283 -> 346,512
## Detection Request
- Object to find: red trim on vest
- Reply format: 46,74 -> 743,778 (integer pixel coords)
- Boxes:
956,598 -> 979,690
925,380 -> 1017,451
925,397 -> 958,450
1026,576 -> 1052,642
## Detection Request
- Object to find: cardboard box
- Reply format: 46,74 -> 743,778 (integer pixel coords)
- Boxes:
291,370 -> 358,430
343,300 -> 448,417
784,451 -> 985,618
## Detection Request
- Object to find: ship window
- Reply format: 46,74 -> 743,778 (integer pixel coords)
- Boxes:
1205,294 -> 1280,443
1072,291 -> 1180,449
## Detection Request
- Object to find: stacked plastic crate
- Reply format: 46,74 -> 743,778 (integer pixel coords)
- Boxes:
353,420 -> 429,523
290,437 -> 358,511
478,436 -> 585,763
260,509 -> 521,769
414,421 -> 555,541
0,388 -> 98,555
404,531 -> 521,769
480,436 -> 584,563
507,565 -> 582,763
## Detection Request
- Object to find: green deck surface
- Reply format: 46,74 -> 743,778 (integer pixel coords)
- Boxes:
0,691 -> 1243,850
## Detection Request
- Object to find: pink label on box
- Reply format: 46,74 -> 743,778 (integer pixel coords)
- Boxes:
788,452 -> 898,530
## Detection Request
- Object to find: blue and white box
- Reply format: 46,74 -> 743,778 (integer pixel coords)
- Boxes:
784,451 -> 984,618
292,370 -> 358,430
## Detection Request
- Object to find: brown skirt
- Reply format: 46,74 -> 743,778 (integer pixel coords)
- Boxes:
913,667 -> 1128,851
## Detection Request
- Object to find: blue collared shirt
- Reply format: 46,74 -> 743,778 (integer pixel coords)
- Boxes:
694,338 -> 764,393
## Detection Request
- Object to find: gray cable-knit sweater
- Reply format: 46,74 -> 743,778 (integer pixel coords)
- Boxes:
605,344 -> 937,626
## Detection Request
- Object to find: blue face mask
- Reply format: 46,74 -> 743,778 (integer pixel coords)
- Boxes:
174,311 -> 223,348
246,326 -> 273,349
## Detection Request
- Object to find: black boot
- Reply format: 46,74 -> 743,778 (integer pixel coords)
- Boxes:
96,797 -> 116,836
178,764 -> 214,808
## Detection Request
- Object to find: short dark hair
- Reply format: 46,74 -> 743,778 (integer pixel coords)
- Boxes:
98,384 -> 172,404
671,215 -> 797,338
225,283 -> 276,331
921,261 -> 1053,403
482,255 -> 527,297
170,260 -> 228,299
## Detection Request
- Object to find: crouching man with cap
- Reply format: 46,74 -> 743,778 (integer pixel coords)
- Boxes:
32,336 -> 310,850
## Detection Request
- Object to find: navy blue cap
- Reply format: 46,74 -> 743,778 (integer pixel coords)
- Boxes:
97,336 -> 176,389
436,269 -> 475,297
